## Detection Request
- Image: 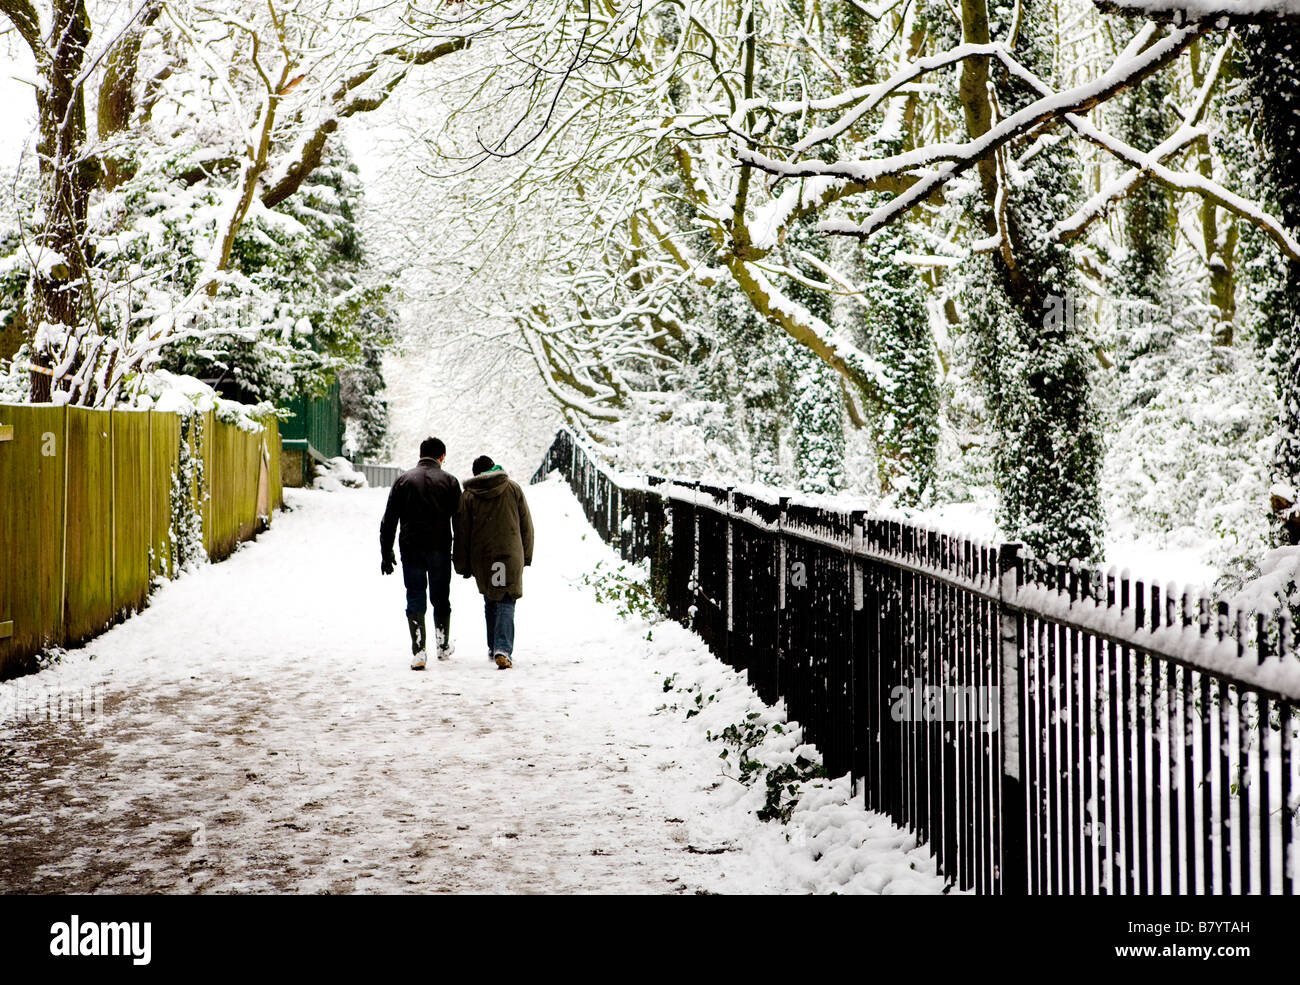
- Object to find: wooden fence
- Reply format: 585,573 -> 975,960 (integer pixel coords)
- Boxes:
0,404 -> 283,679
534,427 -> 1300,895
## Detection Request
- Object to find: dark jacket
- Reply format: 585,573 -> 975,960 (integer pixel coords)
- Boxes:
453,469 -> 534,600
380,459 -> 462,559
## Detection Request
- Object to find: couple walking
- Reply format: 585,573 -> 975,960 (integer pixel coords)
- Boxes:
379,437 -> 534,671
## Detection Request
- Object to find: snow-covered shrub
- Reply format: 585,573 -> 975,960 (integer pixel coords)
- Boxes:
313,457 -> 367,492
1102,340 -> 1275,586
1231,546 -> 1300,640
131,370 -> 276,432
579,560 -> 661,623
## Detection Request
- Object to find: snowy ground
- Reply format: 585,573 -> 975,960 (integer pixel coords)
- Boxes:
0,476 -> 945,895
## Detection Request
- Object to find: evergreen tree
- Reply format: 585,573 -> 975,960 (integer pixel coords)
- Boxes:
770,5 -> 848,495
1113,75 -> 1175,311
709,285 -> 784,478
340,334 -> 391,461
1108,70 -> 1186,427
1241,26 -> 1300,549
782,220 -> 847,495
828,2 -> 940,505
960,0 -> 1104,561
160,146 -> 390,407
846,219 -> 940,505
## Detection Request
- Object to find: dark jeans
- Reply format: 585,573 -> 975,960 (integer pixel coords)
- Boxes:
402,548 -> 451,629
484,597 -> 516,657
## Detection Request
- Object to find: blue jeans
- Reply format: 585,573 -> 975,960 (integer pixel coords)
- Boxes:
484,597 -> 516,657
402,548 -> 451,626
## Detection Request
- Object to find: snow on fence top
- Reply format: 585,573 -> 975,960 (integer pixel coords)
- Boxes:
534,426 -> 1300,701
129,370 -> 278,433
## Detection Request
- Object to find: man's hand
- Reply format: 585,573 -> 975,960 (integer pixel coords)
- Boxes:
381,553 -> 396,576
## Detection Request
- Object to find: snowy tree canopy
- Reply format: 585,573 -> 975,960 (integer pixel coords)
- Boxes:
4,0 -> 1300,580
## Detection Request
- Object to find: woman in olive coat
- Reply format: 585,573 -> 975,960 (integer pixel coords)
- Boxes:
453,455 -> 534,669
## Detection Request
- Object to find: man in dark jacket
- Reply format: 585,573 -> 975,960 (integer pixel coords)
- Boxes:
380,437 -> 462,669
453,455 -> 533,670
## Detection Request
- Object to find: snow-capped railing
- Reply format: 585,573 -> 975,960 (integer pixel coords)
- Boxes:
533,427 -> 1299,895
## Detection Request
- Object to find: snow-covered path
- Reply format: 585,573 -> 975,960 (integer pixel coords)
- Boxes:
0,477 -> 944,894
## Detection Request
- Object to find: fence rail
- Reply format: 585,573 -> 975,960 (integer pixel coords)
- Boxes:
533,427 -> 1300,894
0,404 -> 283,679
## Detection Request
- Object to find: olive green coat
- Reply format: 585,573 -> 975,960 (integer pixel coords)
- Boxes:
453,470 -> 534,600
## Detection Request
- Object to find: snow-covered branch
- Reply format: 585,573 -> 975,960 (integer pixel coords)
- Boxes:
740,22 -> 1209,241
1094,0 -> 1300,23
1052,31 -> 1231,242
993,40 -> 1300,260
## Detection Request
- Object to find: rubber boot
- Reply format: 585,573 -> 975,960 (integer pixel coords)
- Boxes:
434,611 -> 454,661
407,613 -> 427,670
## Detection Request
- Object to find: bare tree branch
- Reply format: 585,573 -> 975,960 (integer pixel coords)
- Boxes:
262,36 -> 471,208
740,22 -> 1209,240
0,0 -> 42,59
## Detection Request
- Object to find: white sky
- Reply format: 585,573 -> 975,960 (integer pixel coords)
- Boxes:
0,44 -> 36,173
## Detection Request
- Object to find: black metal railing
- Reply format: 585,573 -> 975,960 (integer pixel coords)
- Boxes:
532,428 -> 1299,894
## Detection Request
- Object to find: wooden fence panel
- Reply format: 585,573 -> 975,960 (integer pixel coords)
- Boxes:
0,402 -> 280,679
238,425 -> 261,542
63,407 -> 115,644
206,414 -> 227,560
263,416 -> 283,512
112,410 -> 153,615
220,417 -> 237,554
0,405 -> 67,677
149,412 -> 180,579
200,409 -> 216,560
207,417 -> 249,561
228,423 -> 252,547
228,425 -> 246,546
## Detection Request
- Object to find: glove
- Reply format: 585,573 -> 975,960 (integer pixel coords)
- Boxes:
381,553 -> 395,576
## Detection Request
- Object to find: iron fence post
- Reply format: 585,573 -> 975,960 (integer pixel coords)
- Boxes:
998,542 -> 1027,895
850,510 -> 866,799
726,487 -> 735,640
777,495 -> 790,705
646,476 -> 668,612
689,480 -> 701,635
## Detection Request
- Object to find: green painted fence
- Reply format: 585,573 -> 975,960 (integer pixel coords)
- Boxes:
279,382 -> 342,487
0,404 -> 283,679
280,383 -> 341,458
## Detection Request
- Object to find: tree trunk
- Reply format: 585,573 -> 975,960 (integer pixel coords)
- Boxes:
958,0 -> 1104,561
24,0 -> 93,403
